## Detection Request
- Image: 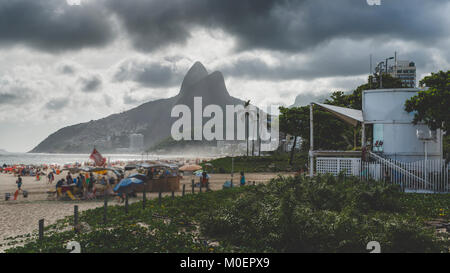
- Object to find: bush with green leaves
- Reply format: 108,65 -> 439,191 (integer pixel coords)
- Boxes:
200,174 -> 449,253
4,174 -> 449,253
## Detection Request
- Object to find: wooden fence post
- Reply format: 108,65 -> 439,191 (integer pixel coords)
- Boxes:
172,191 -> 175,199
182,184 -> 185,197
103,199 -> 107,224
191,179 -> 195,194
125,193 -> 129,214
39,219 -> 44,240
74,205 -> 79,233
158,191 -> 162,207
143,189 -> 146,209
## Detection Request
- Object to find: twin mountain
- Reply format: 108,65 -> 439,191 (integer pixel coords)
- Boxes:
31,62 -> 246,153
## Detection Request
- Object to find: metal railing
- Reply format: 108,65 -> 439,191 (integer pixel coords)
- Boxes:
316,154 -> 449,193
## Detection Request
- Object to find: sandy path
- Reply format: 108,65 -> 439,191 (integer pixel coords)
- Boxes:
0,172 -> 292,252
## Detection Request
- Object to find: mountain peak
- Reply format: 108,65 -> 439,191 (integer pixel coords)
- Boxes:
31,60 -> 245,153
180,61 -> 208,91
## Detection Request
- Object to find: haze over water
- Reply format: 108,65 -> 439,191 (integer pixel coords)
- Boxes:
0,153 -> 186,166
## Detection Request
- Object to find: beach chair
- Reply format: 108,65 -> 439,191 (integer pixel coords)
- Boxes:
46,189 -> 57,200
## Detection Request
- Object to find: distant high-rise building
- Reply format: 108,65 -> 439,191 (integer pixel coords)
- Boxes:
129,133 -> 144,151
388,60 -> 416,88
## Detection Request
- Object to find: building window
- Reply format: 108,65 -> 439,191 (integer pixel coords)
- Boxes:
373,124 -> 384,152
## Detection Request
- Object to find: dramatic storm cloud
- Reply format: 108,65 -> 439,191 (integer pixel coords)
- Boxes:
0,0 -> 449,152
79,75 -> 102,93
113,59 -> 185,88
0,0 -> 115,52
106,0 -> 449,52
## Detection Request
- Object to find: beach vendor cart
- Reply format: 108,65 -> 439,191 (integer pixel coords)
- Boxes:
123,163 -> 181,193
49,167 -> 122,200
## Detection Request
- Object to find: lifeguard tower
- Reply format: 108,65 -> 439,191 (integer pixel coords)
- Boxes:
309,88 -> 448,193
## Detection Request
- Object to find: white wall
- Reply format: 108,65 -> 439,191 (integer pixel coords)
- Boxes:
363,89 -> 442,162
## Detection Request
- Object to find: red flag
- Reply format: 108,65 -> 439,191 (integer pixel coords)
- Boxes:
89,148 -> 106,166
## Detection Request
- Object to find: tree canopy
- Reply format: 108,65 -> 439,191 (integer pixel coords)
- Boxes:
405,70 -> 450,133
279,106 -> 351,156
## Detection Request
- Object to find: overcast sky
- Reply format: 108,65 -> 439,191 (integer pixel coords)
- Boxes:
0,0 -> 449,152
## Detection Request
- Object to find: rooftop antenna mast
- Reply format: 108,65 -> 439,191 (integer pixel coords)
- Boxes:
394,51 -> 398,77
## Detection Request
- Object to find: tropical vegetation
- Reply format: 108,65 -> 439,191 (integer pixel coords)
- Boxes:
4,175 -> 449,253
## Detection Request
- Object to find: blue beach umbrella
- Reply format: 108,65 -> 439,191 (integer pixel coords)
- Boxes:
113,177 -> 144,192
195,172 -> 209,178
128,173 -> 148,181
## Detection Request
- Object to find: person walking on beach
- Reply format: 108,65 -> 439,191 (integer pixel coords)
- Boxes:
240,171 -> 246,186
66,173 -> 73,184
201,171 -> 209,188
47,171 -> 54,184
16,175 -> 23,191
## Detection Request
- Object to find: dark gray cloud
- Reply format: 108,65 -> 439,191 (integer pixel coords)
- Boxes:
217,43 -> 436,80
59,64 -> 76,75
114,60 -> 184,88
0,92 -> 20,105
0,0 -> 115,52
1,0 -> 448,57
45,97 -> 69,110
79,75 -> 102,92
217,55 -> 369,80
106,0 -> 449,52
0,86 -> 34,105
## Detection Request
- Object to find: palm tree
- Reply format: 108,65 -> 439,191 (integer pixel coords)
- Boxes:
239,100 -> 258,157
244,100 -> 251,157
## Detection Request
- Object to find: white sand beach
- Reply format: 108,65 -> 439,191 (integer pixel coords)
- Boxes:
0,171 -> 292,252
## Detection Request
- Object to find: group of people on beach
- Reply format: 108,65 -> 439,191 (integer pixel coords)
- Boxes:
54,171 -> 118,200
1,163 -> 45,179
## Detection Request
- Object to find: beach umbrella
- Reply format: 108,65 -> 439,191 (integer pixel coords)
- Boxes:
124,164 -> 137,171
137,163 -> 152,168
128,173 -> 148,181
113,177 -> 144,192
111,169 -> 124,178
179,164 -> 202,172
195,172 -> 209,178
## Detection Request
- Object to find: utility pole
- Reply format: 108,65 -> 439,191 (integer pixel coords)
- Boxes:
309,103 -> 314,178
257,112 -> 261,156
383,56 -> 394,88
369,54 -> 372,89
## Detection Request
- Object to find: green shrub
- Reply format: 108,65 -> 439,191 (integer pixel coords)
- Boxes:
5,174 -> 449,253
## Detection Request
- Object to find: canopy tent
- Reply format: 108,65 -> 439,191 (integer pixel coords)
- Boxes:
309,103 -> 366,177
179,164 -> 202,172
313,103 -> 363,127
61,167 -> 122,178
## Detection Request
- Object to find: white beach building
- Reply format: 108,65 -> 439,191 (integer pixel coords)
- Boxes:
309,88 -> 448,193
